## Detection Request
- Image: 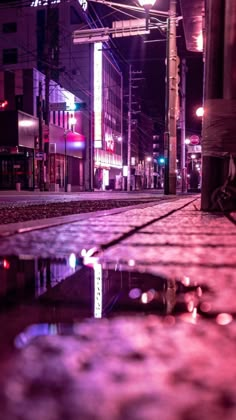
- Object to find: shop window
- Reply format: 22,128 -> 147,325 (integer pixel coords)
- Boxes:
3,48 -> 18,64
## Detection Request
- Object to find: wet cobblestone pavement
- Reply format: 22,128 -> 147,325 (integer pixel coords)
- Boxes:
0,194 -> 236,419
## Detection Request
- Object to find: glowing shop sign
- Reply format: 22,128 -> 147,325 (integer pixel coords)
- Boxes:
94,42 -> 102,148
105,133 -> 114,152
31,0 -> 88,11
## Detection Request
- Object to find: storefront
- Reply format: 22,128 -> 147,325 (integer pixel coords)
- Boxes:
0,111 -> 38,190
0,147 -> 34,190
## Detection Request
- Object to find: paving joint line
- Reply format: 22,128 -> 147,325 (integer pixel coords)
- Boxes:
96,197 -> 199,254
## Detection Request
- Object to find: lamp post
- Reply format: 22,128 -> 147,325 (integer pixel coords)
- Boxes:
64,130 -> 68,192
164,0 -> 177,195
138,0 -> 156,30
64,116 -> 76,192
138,0 -> 177,195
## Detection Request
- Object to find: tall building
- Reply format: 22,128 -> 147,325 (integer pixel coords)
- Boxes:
0,0 -> 123,190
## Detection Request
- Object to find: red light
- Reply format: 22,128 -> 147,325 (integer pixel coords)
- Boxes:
3,259 -> 10,269
0,100 -> 8,109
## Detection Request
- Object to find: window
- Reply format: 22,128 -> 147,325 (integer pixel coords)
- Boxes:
3,48 -> 18,64
3,22 -> 17,33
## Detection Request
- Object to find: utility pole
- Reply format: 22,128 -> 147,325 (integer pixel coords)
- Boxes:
127,64 -> 132,192
121,72 -> 124,189
38,81 -> 44,191
164,0 -> 177,195
180,57 -> 187,193
43,0 -> 52,191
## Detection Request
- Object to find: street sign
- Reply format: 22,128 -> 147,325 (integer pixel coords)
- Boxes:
49,102 -> 67,111
187,145 -> 202,153
73,28 -> 110,44
190,135 -> 200,145
35,151 -> 44,160
112,19 -> 149,38
73,19 -> 149,45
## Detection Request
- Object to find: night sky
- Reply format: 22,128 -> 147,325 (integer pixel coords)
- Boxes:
90,0 -> 204,136
0,0 -> 204,135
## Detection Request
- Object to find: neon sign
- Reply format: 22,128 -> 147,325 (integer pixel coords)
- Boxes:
30,0 -> 88,11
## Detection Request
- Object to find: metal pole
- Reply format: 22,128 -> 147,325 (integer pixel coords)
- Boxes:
127,64 -> 132,192
121,71 -> 124,189
164,14 -> 170,195
180,57 -> 187,193
38,81 -> 44,191
168,0 -> 177,194
44,0 -> 52,191
64,132 -> 67,192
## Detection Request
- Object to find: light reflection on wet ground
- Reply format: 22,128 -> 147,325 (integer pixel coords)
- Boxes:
0,252 -> 214,362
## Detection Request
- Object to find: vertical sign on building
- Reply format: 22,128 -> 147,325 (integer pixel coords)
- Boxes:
94,263 -> 102,318
94,42 -> 102,148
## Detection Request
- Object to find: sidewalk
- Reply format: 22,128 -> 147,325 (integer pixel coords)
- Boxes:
0,195 -> 236,419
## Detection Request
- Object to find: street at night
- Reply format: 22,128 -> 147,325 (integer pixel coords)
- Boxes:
1,0 -> 236,419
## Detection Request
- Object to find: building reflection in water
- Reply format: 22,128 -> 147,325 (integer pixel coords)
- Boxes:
0,253 -> 204,322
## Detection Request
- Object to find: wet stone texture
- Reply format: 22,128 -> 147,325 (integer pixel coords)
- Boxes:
1,316 -> 236,420
1,196 -> 236,418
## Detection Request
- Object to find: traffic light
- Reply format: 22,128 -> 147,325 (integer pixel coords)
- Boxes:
0,100 -> 8,109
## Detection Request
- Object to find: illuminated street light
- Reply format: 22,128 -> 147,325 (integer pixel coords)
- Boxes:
185,138 -> 191,145
196,106 -> 204,117
138,0 -> 156,6
138,0 -> 156,30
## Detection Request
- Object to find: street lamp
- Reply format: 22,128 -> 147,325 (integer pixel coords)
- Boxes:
64,116 -> 77,192
137,0 -> 156,30
138,0 -> 178,195
196,106 -> 204,117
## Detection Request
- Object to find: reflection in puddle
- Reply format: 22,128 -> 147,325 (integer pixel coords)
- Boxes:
0,253 -> 214,352
14,323 -> 74,349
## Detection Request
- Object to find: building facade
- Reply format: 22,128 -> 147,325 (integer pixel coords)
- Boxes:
0,68 -> 85,190
0,0 -> 123,190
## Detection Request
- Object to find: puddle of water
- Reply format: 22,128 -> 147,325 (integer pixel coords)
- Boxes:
0,253 -> 210,354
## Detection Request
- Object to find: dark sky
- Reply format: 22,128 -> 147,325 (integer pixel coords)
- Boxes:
90,0 -> 204,135
0,0 -> 204,135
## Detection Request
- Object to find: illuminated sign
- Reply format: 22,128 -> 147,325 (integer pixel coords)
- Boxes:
94,42 -> 102,148
105,133 -> 114,152
30,0 -> 88,11
94,263 -> 102,318
31,0 -> 60,6
78,0 -> 88,10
